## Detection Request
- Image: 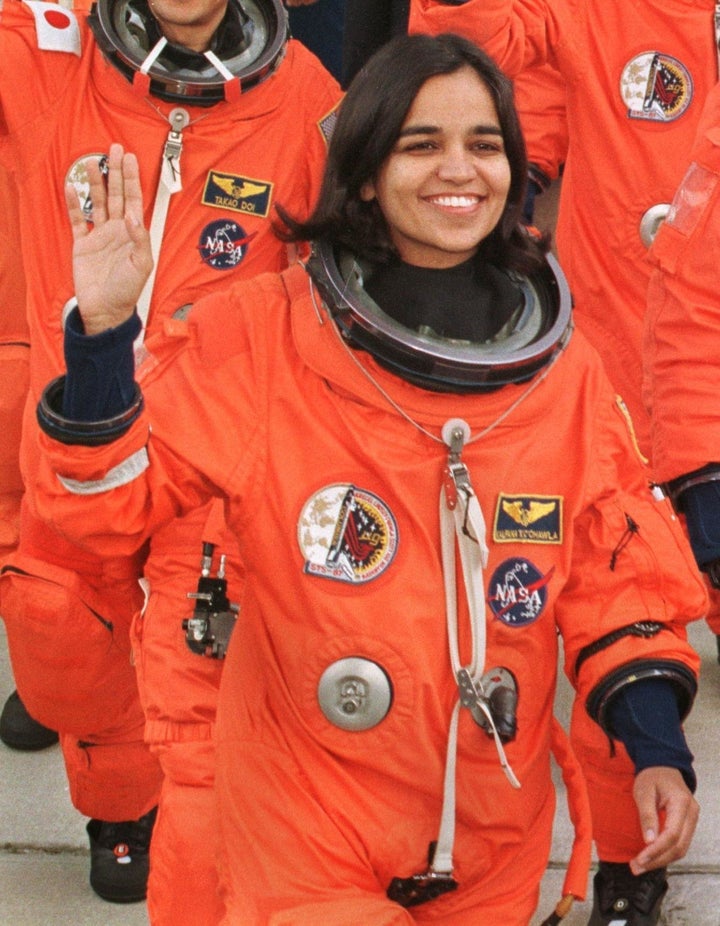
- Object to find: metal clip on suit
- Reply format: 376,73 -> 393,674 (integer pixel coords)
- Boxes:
183,541 -> 239,659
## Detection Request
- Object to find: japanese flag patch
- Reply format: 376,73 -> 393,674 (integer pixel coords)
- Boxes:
24,1 -> 81,56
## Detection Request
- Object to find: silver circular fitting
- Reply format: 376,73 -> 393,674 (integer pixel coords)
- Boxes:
441,418 -> 471,449
317,657 -> 392,731
639,203 -> 671,248
168,107 -> 191,131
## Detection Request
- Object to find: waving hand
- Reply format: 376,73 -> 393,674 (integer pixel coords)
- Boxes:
65,143 -> 153,336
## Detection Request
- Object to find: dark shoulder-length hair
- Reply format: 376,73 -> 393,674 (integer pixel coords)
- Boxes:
277,31 -> 548,273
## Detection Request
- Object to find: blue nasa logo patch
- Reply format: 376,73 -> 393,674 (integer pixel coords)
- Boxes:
197,219 -> 257,270
487,558 -> 554,627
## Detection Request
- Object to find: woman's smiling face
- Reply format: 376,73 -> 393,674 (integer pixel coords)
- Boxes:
361,66 -> 512,269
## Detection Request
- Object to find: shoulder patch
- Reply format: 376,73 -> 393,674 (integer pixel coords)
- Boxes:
493,494 -> 563,544
318,101 -> 341,147
24,1 -> 81,56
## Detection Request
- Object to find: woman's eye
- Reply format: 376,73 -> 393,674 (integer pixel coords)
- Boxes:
472,140 -> 503,153
401,140 -> 436,152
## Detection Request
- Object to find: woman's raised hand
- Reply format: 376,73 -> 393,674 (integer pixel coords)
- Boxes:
65,143 -> 153,336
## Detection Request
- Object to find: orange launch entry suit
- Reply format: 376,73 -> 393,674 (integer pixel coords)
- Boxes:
0,1 -> 340,920
34,262 -> 705,924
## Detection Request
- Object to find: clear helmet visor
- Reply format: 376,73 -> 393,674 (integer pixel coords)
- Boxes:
89,0 -> 288,104
307,239 -> 573,393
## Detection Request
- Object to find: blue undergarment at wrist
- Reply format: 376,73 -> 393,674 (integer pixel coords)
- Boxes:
678,478 -> 720,567
607,676 -> 695,792
63,306 -> 141,421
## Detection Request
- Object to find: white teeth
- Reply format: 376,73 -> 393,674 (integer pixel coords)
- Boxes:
431,195 -> 478,207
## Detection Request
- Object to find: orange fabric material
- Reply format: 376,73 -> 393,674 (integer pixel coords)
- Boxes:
641,82 -> 720,634
0,501 -> 145,733
60,731 -> 162,823
569,699 -> 643,861
0,500 -> 163,818
644,81 -> 720,483
0,17 -> 159,821
0,165 -> 29,565
515,62 -> 568,184
0,3 -> 341,405
550,718 -> 592,901
0,0 -> 340,902
34,263 -> 706,919
146,740 -> 224,926
214,734 -> 548,924
409,0 -> 718,457
132,503 -> 240,733
130,506 -> 242,924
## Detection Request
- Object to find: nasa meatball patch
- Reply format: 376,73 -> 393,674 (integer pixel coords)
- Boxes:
487,558 -> 554,627
197,219 -> 257,270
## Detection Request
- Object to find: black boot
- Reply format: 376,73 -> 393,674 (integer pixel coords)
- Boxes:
588,861 -> 668,925
0,690 -> 59,751
87,805 -> 158,903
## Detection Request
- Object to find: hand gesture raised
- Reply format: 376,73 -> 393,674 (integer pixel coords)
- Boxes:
65,143 -> 153,335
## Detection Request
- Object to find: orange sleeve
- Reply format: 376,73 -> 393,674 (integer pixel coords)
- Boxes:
516,62 -> 568,185
644,82 -> 720,482
408,0 -> 561,76
0,164 -> 29,561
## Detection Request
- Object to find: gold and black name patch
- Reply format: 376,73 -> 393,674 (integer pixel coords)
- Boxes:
202,171 -> 273,217
493,494 -> 563,544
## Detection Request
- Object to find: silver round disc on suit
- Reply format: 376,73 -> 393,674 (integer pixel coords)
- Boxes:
317,657 -> 393,731
639,203 -> 671,248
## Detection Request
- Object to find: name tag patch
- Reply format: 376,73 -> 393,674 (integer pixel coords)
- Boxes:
202,171 -> 273,217
493,494 -> 562,544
